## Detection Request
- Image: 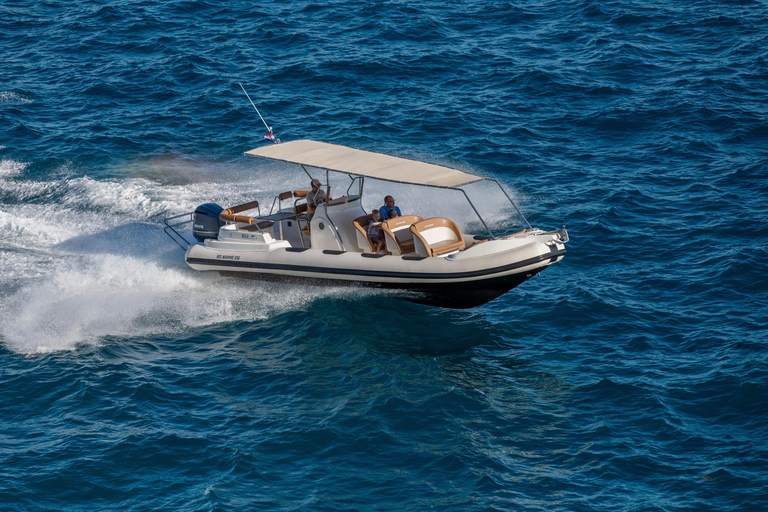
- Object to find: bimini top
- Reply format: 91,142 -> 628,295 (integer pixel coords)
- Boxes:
245,139 -> 483,188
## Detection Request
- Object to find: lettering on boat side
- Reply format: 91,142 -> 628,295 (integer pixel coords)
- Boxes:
216,254 -> 241,261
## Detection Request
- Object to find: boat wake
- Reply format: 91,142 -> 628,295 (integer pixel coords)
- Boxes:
0,252 -> 365,354
0,157 -> 390,354
0,152 -> 525,354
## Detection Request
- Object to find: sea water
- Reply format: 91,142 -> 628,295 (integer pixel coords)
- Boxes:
1,1 -> 767,510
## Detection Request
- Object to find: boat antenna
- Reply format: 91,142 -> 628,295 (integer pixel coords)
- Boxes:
239,82 -> 278,144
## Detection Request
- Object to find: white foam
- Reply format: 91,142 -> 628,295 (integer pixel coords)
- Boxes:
0,206 -> 80,248
0,253 -> 367,354
0,174 -> 222,248
0,159 -> 28,178
0,91 -> 33,104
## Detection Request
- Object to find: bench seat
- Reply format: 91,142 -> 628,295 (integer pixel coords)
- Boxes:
410,217 -> 466,257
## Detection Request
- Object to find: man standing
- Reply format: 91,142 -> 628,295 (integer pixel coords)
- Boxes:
379,195 -> 401,221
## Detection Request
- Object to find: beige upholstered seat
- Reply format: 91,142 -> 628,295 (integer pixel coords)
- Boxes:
381,215 -> 423,255
353,214 -> 376,252
287,191 -> 309,216
410,217 -> 466,257
269,190 -> 307,214
291,189 -> 330,215
219,200 -> 273,231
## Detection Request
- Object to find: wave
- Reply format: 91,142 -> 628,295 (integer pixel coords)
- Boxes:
0,158 -> 28,178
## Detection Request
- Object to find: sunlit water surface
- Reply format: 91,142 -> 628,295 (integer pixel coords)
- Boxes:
1,1 -> 767,510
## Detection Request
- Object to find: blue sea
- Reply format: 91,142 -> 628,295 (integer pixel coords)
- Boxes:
2,1 -> 767,510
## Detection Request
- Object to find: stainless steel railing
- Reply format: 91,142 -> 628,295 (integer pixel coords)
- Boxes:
163,211 -> 193,251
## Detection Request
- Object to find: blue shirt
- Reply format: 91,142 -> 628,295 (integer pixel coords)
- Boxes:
379,205 -> 401,221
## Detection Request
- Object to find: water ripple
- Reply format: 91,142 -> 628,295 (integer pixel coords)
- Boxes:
2,0 -> 768,510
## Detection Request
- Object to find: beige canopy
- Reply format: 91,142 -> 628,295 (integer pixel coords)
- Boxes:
245,139 -> 483,188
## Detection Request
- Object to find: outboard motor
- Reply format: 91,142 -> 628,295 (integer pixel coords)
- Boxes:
193,203 -> 225,242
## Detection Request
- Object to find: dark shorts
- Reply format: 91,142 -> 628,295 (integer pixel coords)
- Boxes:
370,236 -> 382,243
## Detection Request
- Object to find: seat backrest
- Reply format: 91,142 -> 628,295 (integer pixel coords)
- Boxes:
353,214 -> 375,252
219,200 -> 261,224
278,190 -> 309,200
275,190 -> 308,213
381,215 -> 423,254
224,200 -> 260,215
410,217 -> 466,257
294,189 -> 331,215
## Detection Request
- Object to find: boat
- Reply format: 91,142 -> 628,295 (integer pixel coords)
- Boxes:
164,139 -> 568,308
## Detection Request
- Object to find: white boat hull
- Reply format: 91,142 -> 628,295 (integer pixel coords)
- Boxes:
185,232 -> 565,308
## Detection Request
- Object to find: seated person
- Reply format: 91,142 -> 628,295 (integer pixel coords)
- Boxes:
388,209 -> 399,219
306,178 -> 325,219
379,195 -> 401,221
367,209 -> 385,253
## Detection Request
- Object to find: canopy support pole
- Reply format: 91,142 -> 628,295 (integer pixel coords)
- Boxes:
300,165 -> 314,181
488,179 -> 532,230
460,189 -> 496,240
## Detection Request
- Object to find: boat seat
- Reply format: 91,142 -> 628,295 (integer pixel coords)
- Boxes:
381,215 -> 423,255
410,217 -> 466,257
219,200 -> 274,231
278,190 -> 309,200
293,188 -> 334,212
293,192 -> 331,216
353,214 -> 377,253
220,200 -> 260,220
292,202 -> 312,247
272,190 -> 309,214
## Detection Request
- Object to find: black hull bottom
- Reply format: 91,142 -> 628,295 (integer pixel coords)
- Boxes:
218,270 -> 540,309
